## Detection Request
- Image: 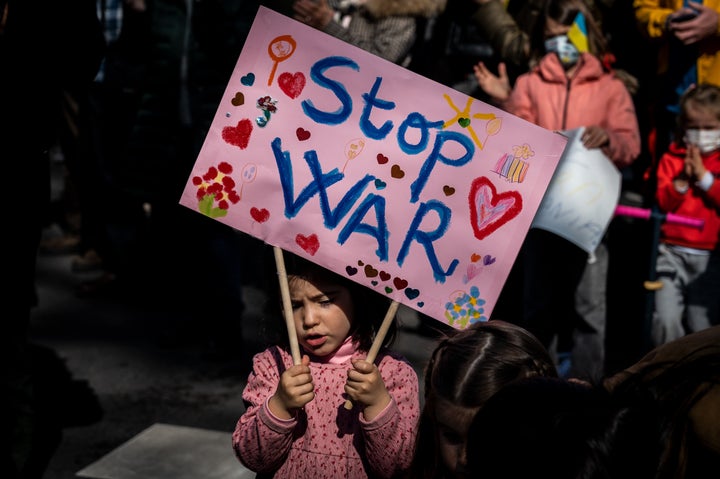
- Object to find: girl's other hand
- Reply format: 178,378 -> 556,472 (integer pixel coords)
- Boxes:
473,61 -> 511,102
581,126 -> 609,149
269,355 -> 314,419
345,359 -> 391,421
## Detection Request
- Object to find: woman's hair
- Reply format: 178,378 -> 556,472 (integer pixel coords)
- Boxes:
528,0 -> 606,67
675,83 -> 720,147
407,320 -> 558,478
262,249 -> 398,352
465,344 -> 720,479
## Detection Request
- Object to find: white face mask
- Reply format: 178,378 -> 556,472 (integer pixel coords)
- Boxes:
685,129 -> 720,154
544,35 -> 579,69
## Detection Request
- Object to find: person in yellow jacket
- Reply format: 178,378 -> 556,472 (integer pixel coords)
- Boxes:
634,0 -> 720,159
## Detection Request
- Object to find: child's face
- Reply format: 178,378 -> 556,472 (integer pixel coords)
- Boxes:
434,398 -> 479,478
288,276 -> 354,357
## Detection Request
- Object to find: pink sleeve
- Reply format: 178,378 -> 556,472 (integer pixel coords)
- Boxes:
599,78 -> 641,168
232,348 -> 296,473
504,75 -> 537,124
359,352 -> 420,478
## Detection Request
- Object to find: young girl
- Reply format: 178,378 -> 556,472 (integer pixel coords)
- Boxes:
652,83 -> 720,346
232,252 -> 420,478
473,0 -> 641,376
406,320 -> 558,479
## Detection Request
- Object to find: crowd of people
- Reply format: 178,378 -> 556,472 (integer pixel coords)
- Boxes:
5,0 -> 720,476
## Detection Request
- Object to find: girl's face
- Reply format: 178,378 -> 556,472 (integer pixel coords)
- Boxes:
434,398 -> 479,479
288,276 -> 354,357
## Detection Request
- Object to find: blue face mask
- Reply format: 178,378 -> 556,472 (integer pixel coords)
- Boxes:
544,35 -> 580,68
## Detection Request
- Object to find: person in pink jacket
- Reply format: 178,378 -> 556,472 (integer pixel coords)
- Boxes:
653,83 -> 720,346
232,252 -> 419,478
473,0 -> 641,377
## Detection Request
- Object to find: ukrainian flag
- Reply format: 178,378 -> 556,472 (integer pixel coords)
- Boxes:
568,12 -> 589,53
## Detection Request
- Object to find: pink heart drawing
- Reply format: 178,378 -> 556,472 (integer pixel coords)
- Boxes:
469,176 -> 522,240
466,263 -> 482,281
250,207 -> 270,223
278,72 -> 306,99
222,119 -> 252,149
296,233 -> 319,255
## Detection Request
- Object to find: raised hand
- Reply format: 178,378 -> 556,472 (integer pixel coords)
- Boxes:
473,61 -> 512,102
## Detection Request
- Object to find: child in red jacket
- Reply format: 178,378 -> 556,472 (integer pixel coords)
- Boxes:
653,83 -> 720,346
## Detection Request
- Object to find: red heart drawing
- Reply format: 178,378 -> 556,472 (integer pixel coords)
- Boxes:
296,233 -> 319,255
379,271 -> 391,281
222,119 -> 252,149
377,153 -> 389,164
278,72 -> 306,99
296,127 -> 310,141
469,176 -> 522,240
393,277 -> 408,290
250,207 -> 270,223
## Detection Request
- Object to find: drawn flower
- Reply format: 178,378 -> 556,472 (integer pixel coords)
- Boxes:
444,286 -> 487,328
512,143 -> 535,160
192,161 -> 240,218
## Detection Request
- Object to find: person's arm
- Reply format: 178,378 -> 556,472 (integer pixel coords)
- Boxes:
633,0 -> 674,38
471,0 -> 531,68
360,353 -> 420,478
232,348 -> 297,474
654,149 -> 688,213
595,78 -> 642,169
324,13 -> 417,64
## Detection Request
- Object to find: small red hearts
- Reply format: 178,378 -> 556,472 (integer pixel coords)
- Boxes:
376,153 -> 389,164
296,233 -> 319,255
296,127 -> 310,141
250,207 -> 270,223
393,277 -> 408,290
222,119 -> 252,149
278,72 -> 306,99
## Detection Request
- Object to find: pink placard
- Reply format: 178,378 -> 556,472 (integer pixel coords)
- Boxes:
179,6 -> 568,329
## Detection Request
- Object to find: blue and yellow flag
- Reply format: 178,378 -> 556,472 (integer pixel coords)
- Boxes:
567,12 -> 589,53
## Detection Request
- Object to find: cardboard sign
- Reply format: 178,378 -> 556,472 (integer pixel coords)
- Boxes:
179,6 -> 568,329
532,128 -> 621,253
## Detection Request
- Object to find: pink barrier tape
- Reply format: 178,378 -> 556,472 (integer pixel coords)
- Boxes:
614,205 -> 704,229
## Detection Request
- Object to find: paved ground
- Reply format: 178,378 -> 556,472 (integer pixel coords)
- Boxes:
28,243 -> 439,479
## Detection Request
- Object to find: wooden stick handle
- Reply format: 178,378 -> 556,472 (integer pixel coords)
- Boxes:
344,300 -> 400,410
273,246 -> 301,365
